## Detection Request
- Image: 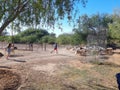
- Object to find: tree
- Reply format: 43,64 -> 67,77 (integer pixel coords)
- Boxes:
108,11 -> 120,44
72,30 -> 87,45
13,28 -> 50,43
75,14 -> 112,47
42,35 -> 56,44
0,0 -> 87,35
57,33 -> 72,45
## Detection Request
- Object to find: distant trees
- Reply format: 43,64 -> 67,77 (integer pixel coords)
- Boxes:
57,13 -> 115,46
72,30 -> 87,45
1,28 -> 56,44
41,35 -> 56,44
57,33 -> 72,45
1,0 -> 119,47
6,12 -> 118,46
108,10 -> 120,44
72,14 -> 113,46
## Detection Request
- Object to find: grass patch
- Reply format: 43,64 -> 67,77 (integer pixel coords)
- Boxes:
90,60 -> 120,67
57,64 -> 118,90
20,64 -> 119,90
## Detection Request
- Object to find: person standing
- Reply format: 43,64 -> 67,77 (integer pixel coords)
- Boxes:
5,43 -> 12,59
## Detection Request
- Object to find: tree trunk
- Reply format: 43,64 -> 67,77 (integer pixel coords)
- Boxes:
0,0 -> 29,35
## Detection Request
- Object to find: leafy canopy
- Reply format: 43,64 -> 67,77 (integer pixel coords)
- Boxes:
108,11 -> 120,42
73,14 -> 113,46
0,0 -> 87,34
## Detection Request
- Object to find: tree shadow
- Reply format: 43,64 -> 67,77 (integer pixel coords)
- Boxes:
0,66 -> 12,69
57,54 -> 73,57
13,59 -> 26,63
85,82 -> 117,90
99,55 -> 110,59
37,54 -> 73,59
10,55 -> 24,57
8,59 -> 26,63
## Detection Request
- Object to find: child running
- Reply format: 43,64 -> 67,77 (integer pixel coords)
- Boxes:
51,43 -> 58,54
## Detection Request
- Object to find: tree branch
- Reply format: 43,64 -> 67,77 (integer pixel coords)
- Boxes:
0,0 -> 29,35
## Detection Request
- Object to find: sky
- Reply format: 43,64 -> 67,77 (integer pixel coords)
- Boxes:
49,0 -> 120,37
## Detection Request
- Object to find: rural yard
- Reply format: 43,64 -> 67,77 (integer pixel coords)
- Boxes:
0,0 -> 120,90
0,44 -> 120,90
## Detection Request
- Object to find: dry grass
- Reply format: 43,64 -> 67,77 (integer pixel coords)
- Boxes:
0,46 -> 120,90
0,69 -> 21,90
56,63 -> 119,90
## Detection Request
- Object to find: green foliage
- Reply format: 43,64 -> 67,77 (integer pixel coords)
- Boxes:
56,32 -> 87,45
41,35 -> 56,44
0,36 -> 5,41
5,36 -> 12,43
71,31 -> 87,45
108,13 -> 120,43
57,34 -> 72,45
21,35 -> 37,43
19,28 -> 49,38
74,14 -> 113,46
0,0 -> 87,34
12,35 -> 21,43
77,14 -> 112,33
0,36 -> 13,42
1,28 -> 56,44
12,28 -> 53,43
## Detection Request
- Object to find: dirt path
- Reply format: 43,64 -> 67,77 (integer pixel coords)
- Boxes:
0,48 -> 77,65
0,47 -> 120,90
0,48 -> 90,73
0,48 -> 77,89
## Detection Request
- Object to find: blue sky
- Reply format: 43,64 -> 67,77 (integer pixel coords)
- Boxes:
49,0 -> 120,37
82,0 -> 120,15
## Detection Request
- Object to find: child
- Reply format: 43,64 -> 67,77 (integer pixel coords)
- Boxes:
5,43 -> 12,59
51,43 -> 58,54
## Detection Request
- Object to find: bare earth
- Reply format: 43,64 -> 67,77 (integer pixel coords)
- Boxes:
0,45 -> 120,90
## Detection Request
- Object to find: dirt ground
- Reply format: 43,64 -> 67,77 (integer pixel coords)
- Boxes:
0,44 -> 120,90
